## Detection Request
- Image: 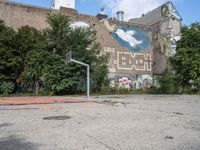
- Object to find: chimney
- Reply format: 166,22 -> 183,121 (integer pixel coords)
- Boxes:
117,11 -> 124,21
52,0 -> 75,10
96,7 -> 108,20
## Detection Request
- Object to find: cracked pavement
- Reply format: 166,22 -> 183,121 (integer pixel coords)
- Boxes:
0,95 -> 200,150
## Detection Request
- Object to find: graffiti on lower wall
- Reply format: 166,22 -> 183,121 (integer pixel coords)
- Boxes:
110,75 -> 153,90
118,77 -> 133,89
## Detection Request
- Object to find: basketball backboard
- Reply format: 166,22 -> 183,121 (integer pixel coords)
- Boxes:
66,51 -> 72,63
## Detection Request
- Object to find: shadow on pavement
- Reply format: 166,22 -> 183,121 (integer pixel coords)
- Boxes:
0,123 -> 13,128
0,136 -> 38,150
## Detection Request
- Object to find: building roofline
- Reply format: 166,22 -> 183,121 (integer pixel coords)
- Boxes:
7,0 -> 52,11
141,1 -> 182,20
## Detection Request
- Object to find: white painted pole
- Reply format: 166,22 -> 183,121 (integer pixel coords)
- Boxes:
71,59 -> 90,99
87,65 -> 90,99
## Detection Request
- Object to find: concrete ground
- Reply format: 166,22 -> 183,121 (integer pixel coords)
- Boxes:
0,95 -> 200,150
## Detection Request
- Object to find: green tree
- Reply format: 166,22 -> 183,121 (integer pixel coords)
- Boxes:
22,14 -> 108,95
15,26 -> 43,71
171,23 -> 200,92
43,15 -> 71,56
41,15 -> 108,93
0,82 -> 14,96
22,50 -> 47,95
67,27 -> 109,92
0,20 -> 21,86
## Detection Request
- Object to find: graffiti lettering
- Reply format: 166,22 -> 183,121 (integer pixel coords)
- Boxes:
103,47 -> 115,53
117,52 -> 152,71
114,75 -> 153,90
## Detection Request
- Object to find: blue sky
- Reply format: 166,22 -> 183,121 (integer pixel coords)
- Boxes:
11,0 -> 199,25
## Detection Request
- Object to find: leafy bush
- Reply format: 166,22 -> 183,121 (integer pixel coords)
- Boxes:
171,23 -> 200,93
0,82 -> 14,96
100,85 -> 118,95
156,72 -> 180,93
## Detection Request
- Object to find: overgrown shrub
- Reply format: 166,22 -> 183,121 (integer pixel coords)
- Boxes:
156,72 -> 180,93
100,85 -> 118,94
0,82 -> 14,96
171,23 -> 200,93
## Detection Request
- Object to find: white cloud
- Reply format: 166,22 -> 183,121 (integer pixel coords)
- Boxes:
79,0 -> 182,21
99,0 -> 167,20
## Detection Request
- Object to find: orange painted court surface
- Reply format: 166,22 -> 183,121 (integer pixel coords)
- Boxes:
0,96 -> 86,105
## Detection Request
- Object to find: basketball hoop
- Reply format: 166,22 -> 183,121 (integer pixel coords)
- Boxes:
65,51 -> 90,99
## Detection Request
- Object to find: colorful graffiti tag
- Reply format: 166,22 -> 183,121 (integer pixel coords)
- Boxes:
136,75 -> 153,89
112,25 -> 150,52
112,75 -> 153,90
118,77 -> 133,89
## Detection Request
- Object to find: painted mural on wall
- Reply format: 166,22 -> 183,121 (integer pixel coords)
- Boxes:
110,75 -> 153,90
118,52 -> 152,71
101,20 -> 153,74
160,2 -> 182,56
112,24 -> 151,52
102,47 -> 152,73
159,18 -> 181,57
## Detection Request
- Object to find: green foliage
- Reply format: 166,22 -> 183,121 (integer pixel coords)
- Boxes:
156,72 -> 180,93
2,14 -> 108,96
43,15 -> 71,55
0,82 -> 14,96
15,26 -> 43,70
22,50 -> 48,95
100,85 -> 118,94
0,15 -> 108,96
171,23 -> 200,92
0,20 -> 21,82
22,50 -> 71,95
41,15 -> 108,93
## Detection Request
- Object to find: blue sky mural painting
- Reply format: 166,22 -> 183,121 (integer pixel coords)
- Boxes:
112,25 -> 150,52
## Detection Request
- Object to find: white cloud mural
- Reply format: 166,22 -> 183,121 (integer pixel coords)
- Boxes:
115,29 -> 143,48
112,25 -> 150,52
